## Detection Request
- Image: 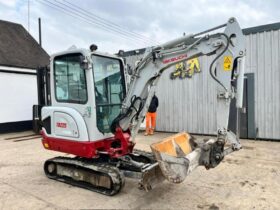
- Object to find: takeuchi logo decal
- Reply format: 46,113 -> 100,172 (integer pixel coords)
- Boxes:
163,54 -> 187,64
56,122 -> 67,128
170,58 -> 201,80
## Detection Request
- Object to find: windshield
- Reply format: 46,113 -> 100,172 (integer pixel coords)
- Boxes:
92,55 -> 125,133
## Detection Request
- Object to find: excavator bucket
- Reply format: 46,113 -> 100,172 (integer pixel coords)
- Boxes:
151,132 -> 202,183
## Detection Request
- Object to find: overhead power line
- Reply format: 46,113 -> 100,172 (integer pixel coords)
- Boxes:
62,0 -> 159,45
36,0 -> 156,47
38,0 -> 150,46
53,0 -> 154,45
55,0 -> 156,45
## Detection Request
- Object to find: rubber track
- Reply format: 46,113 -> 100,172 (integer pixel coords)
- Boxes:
44,156 -> 125,196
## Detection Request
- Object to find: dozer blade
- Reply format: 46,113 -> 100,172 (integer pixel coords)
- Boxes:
150,132 -> 214,183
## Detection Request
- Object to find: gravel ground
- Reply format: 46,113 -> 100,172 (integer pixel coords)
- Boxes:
0,131 -> 279,210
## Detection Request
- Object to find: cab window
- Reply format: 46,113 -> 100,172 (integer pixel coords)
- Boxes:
54,54 -> 87,104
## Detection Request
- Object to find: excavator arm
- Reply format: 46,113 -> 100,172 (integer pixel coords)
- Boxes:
112,17 -> 246,182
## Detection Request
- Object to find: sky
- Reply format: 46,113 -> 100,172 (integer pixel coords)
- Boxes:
0,0 -> 280,55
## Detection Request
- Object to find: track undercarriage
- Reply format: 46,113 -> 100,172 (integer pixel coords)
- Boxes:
44,149 -> 164,196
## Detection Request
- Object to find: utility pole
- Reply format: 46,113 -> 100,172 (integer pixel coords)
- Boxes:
28,0 -> 30,32
38,18 -> 42,46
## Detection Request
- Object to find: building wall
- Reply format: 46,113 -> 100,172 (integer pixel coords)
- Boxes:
245,30 -> 280,139
155,55 -> 217,135
0,66 -> 38,132
124,29 -> 280,140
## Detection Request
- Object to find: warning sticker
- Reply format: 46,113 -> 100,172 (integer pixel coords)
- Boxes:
223,56 -> 232,71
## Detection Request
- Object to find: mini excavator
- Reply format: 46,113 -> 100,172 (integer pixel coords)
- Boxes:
37,17 -> 246,195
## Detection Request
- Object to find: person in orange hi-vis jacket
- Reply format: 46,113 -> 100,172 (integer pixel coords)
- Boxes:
145,94 -> 159,136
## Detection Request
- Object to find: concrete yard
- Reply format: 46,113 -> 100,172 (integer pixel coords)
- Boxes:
0,131 -> 280,210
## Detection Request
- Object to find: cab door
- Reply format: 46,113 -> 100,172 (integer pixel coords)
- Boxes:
91,54 -> 126,134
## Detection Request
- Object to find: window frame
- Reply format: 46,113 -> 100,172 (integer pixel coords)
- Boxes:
54,53 -> 88,105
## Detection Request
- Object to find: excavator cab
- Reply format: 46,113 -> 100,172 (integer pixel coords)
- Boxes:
42,51 -> 127,138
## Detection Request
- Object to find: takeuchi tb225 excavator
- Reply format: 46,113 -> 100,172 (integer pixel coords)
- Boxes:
38,17 -> 246,195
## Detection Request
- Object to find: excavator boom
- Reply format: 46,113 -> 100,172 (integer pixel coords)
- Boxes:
115,18 -> 245,141
113,17 -> 245,182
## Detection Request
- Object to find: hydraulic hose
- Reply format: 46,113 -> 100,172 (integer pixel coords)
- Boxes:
209,33 -> 230,91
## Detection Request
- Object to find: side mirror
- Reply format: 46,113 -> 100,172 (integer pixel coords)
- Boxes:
80,56 -> 89,70
122,57 -> 127,65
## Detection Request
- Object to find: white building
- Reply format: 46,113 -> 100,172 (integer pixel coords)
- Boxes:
0,20 -> 49,133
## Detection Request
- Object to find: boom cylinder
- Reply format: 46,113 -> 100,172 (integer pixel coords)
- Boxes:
158,34 -> 193,50
236,57 -> 245,108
